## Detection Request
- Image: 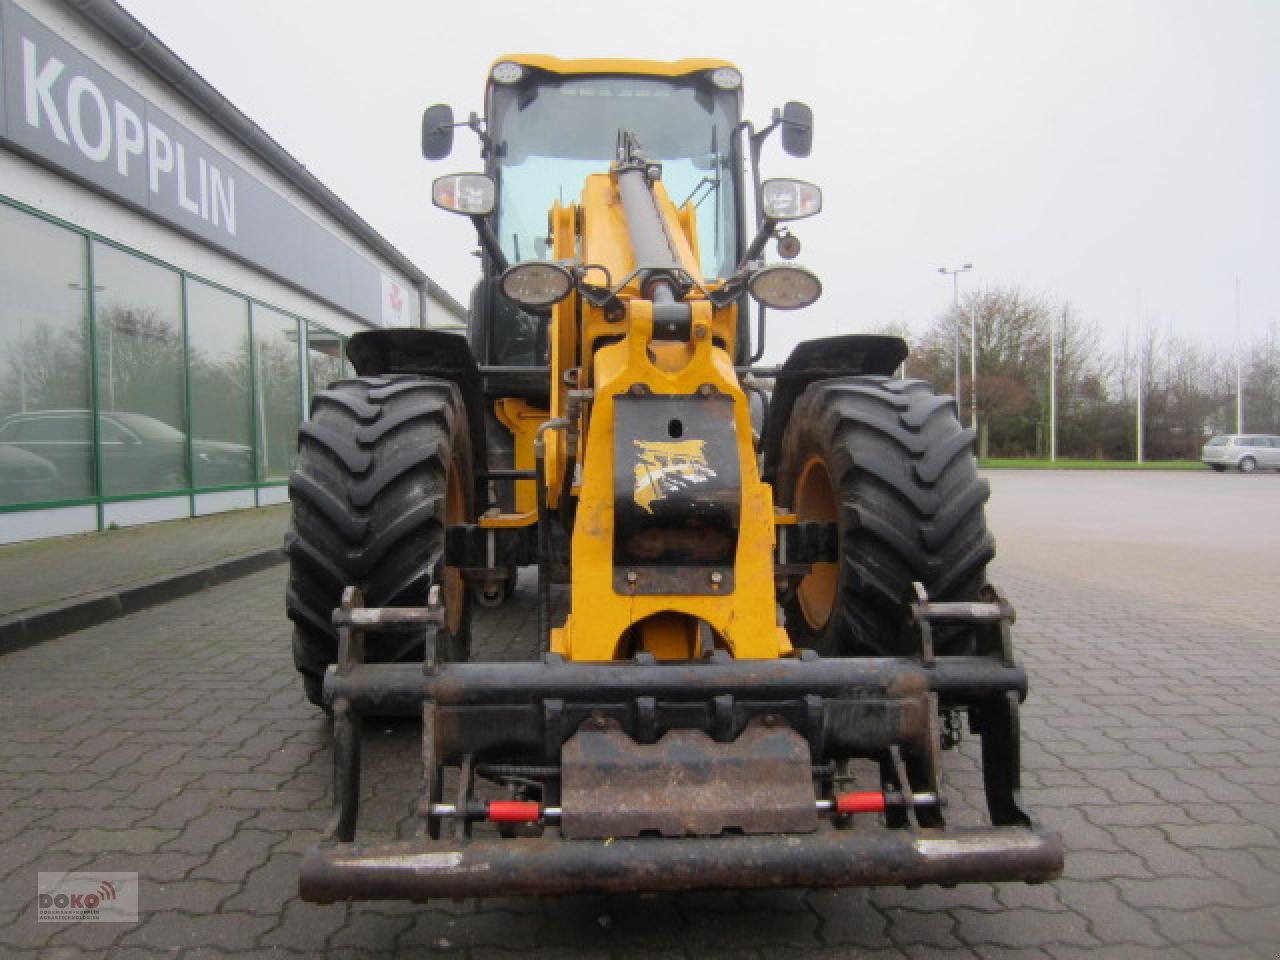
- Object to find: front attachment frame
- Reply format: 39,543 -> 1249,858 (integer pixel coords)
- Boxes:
305,582 -> 1062,902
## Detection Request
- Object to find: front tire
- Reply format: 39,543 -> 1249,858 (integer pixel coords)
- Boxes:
286,376 -> 474,707
1238,456 -> 1257,474
776,376 -> 994,657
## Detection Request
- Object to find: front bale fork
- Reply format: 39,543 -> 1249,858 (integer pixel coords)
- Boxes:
303,583 -> 1061,903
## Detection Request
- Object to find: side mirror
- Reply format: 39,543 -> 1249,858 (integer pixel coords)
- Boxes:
780,101 -> 813,158
422,104 -> 455,160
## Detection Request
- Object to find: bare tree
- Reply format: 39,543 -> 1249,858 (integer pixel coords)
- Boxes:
1243,322 -> 1280,433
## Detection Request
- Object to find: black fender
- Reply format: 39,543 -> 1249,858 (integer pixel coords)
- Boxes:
760,334 -> 909,482
346,329 -> 488,507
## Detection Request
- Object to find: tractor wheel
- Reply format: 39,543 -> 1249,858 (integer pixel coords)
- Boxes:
286,375 -> 474,707
777,376 -> 994,657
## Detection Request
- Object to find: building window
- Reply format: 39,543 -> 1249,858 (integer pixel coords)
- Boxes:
342,339 -> 355,379
188,280 -> 254,488
0,196 -> 378,536
306,325 -> 345,402
0,204 -> 94,506
253,305 -> 302,481
93,243 -> 188,496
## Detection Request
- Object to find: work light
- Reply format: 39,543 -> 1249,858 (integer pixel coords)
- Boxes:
500,261 -> 574,309
748,264 -> 822,311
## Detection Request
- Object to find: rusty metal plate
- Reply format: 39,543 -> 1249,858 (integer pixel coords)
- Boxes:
560,717 -> 817,839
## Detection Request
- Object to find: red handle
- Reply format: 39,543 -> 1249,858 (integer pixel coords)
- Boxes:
487,801 -> 542,823
835,791 -> 887,815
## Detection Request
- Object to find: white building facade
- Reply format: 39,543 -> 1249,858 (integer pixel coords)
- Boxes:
0,0 -> 464,543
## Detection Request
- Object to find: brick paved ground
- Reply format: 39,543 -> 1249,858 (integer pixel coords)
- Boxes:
1,474 -> 1278,958
0,505 -> 288,616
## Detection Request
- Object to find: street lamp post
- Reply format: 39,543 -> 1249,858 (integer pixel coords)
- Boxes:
1049,308 -> 1057,462
1235,277 -> 1244,433
970,300 -> 978,436
1135,289 -> 1144,464
938,264 -> 973,417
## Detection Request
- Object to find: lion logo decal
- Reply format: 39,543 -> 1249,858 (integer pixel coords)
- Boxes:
632,439 -> 718,515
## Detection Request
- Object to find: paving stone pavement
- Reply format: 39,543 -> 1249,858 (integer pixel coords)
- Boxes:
0,505 -> 288,616
1,476 -> 1278,958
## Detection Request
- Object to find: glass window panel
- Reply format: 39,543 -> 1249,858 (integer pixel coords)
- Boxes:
98,418 -> 129,443
306,326 -> 345,403
188,281 -> 254,488
253,305 -> 301,481
0,204 -> 93,506
93,243 -> 187,496
341,338 -> 355,379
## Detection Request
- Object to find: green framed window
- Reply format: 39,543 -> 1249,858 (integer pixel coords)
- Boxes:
188,280 -> 255,488
253,305 -> 303,482
0,204 -> 94,506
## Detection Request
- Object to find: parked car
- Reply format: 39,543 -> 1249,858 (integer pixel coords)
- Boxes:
0,444 -> 62,503
0,409 -> 253,495
1201,434 -> 1280,473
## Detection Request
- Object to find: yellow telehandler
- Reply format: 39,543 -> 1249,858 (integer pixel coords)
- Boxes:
286,55 -> 1062,900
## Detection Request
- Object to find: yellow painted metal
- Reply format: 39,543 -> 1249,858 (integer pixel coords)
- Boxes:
550,292 -> 791,662
492,398 -> 547,517
578,173 -> 739,364
793,456 -> 839,632
545,201 -> 579,509
634,612 -> 700,661
490,54 -> 738,80
481,63 -> 784,662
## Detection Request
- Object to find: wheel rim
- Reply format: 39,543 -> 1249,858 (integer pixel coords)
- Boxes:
794,455 -> 838,631
1240,457 -> 1256,473
443,464 -> 466,635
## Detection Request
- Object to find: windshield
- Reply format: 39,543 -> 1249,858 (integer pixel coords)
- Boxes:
488,75 -> 740,281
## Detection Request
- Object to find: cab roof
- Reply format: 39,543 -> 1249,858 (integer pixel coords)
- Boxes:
490,55 -> 739,79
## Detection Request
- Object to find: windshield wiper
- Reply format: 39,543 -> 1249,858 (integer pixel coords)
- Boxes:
679,126 -> 723,209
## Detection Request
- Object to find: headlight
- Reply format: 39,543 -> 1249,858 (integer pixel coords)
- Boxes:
432,174 -> 496,216
748,264 -> 822,311
761,179 -> 823,221
491,61 -> 525,85
500,261 -> 574,309
709,66 -> 742,91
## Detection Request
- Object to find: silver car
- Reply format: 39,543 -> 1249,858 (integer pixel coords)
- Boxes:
1202,434 -> 1280,473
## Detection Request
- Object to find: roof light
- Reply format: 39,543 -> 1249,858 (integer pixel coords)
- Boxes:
709,66 -> 742,91
491,61 -> 525,85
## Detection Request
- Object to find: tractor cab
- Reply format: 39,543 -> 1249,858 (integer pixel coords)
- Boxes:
422,56 -> 811,371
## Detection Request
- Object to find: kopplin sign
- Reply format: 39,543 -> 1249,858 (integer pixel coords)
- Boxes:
0,0 -> 413,329
1,0 -> 239,239
23,36 -> 239,235
20,35 -> 238,235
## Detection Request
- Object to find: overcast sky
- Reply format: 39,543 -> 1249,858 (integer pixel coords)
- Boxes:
120,0 -> 1278,363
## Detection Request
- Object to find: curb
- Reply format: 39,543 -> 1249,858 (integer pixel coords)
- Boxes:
0,546 -> 285,656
